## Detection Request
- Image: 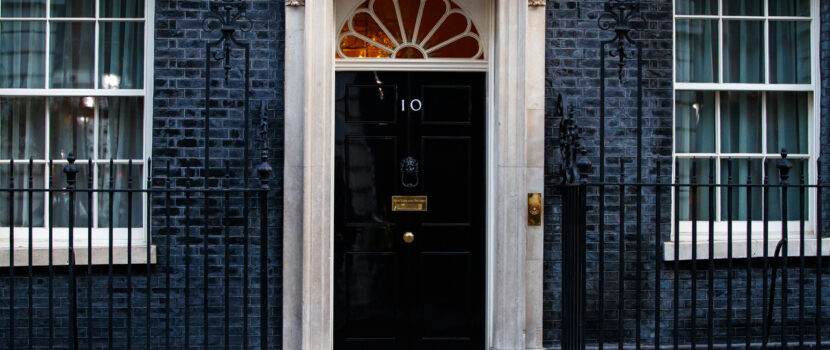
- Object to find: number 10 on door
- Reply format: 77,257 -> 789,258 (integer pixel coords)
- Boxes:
402,99 -> 422,112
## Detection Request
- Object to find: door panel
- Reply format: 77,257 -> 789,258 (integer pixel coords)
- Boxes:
421,137 -> 472,224
335,71 -> 485,349
421,85 -> 473,124
344,137 -> 397,224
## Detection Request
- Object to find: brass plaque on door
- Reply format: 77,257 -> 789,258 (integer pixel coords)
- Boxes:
392,196 -> 428,212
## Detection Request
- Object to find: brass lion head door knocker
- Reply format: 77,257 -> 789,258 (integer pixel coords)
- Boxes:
400,156 -> 419,188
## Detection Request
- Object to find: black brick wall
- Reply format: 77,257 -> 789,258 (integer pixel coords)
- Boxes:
545,0 -> 830,348
0,0 -> 285,348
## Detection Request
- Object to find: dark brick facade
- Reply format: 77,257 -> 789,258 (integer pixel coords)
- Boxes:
2,0 -> 828,348
0,0 -> 284,348
545,0 -> 830,348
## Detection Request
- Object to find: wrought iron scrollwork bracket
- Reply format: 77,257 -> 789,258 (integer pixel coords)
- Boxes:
598,0 -> 645,82
202,1 -> 252,82
557,94 -> 592,185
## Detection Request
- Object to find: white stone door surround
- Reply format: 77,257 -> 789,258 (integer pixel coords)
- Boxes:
282,1 -> 547,349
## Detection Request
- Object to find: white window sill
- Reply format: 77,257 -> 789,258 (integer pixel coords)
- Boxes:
0,227 -> 156,267
664,238 -> 830,261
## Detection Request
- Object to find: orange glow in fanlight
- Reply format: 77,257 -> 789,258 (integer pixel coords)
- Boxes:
338,0 -> 482,60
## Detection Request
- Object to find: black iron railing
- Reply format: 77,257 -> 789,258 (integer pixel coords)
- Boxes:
1,153 -> 272,349
560,150 -> 828,350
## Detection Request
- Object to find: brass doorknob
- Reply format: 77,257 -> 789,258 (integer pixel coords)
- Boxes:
403,232 -> 415,244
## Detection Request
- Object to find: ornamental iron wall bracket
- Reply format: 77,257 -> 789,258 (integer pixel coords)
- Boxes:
203,1 -> 252,82
557,94 -> 592,185
598,0 -> 645,82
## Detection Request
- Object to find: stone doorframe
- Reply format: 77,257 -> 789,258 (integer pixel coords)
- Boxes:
282,1 -> 547,349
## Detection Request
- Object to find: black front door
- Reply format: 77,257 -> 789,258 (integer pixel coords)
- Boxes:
334,71 -> 485,350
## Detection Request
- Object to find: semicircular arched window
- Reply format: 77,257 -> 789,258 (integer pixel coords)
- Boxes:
337,0 -> 484,60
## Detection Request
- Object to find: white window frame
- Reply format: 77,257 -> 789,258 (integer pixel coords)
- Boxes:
668,0 -> 829,260
0,0 -> 155,266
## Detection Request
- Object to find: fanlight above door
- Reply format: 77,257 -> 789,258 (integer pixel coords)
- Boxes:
337,0 -> 484,60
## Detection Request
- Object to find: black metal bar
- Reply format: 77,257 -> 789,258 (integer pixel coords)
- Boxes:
562,183 -> 587,350
146,158 -> 153,350
204,175 -> 210,350
691,160 -> 698,350
48,159 -> 54,349
708,158 -> 715,350
107,158 -> 115,350
746,162 -> 753,350
673,158 -> 680,350
27,159 -> 34,348
817,160 -> 823,350
224,161 -> 231,349
8,159 -> 14,350
634,40 -> 643,350
798,169 -> 806,349
654,160 -> 662,350
619,161 -> 625,350
185,170 -> 192,349
87,157 -> 93,350
243,182 -> 250,349
599,36 -> 607,350
65,154 -> 79,350
762,160 -> 770,350
165,161 -> 172,350
257,103 -> 272,350
599,179 -> 605,350
726,159 -> 733,350
127,160 -> 134,350
778,152 -> 791,350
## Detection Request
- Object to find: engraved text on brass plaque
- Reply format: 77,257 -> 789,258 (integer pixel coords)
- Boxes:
392,196 -> 428,212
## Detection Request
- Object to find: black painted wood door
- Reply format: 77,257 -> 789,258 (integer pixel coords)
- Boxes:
334,71 -> 485,350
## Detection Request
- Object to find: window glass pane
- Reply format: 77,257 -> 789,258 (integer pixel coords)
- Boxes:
769,21 -> 811,84
0,97 -> 45,159
676,19 -> 718,83
723,0 -> 763,16
766,92 -> 808,155
723,20 -> 764,83
678,158 -> 713,221
100,0 -> 144,18
0,0 -> 46,17
50,161 -> 90,227
0,21 -> 46,88
49,96 -> 94,159
97,163 -> 142,228
721,91 -> 762,153
0,164 -> 45,227
769,0 -> 810,17
99,22 -> 144,89
98,97 -> 143,159
720,159 -> 762,220
50,0 -> 94,17
675,91 -> 715,153
49,21 -> 94,88
766,159 -> 808,221
676,0 -> 717,15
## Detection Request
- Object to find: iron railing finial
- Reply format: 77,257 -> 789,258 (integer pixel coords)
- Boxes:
777,148 -> 792,184
64,153 -> 78,190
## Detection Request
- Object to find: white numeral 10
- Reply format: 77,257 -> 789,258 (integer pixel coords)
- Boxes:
401,99 -> 422,112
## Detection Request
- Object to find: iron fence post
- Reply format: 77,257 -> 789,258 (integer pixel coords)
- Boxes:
558,97 -> 591,350
561,181 -> 588,350
63,153 -> 79,350
257,102 -> 273,349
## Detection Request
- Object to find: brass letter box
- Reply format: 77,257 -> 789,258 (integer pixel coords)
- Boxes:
392,196 -> 428,212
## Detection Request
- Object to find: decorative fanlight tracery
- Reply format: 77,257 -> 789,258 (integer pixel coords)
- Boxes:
337,0 -> 484,59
